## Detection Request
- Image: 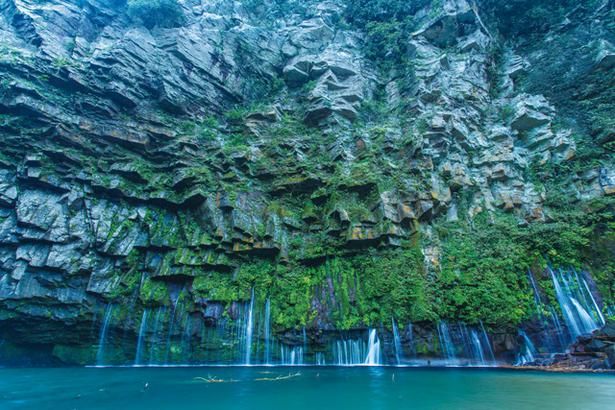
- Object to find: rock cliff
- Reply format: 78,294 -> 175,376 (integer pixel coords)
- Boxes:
0,0 -> 613,366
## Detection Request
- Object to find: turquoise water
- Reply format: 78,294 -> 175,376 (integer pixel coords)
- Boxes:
1,367 -> 614,410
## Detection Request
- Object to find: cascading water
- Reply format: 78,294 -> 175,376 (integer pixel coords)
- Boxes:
315,352 -> 326,365
548,306 -> 567,348
164,288 -> 183,363
330,330 -> 382,366
527,270 -> 566,351
96,304 -> 114,366
436,323 -> 495,366
580,273 -> 606,326
243,288 -> 255,365
550,268 -> 603,340
333,338 -> 366,365
88,267 -> 608,368
516,330 -> 538,365
528,270 -> 542,308
180,314 -> 192,359
437,322 -> 457,364
264,298 -> 271,364
364,329 -> 381,365
392,319 -> 402,364
479,321 -> 496,365
134,309 -> 148,365
470,330 -> 485,364
407,323 -> 416,358
280,345 -> 304,365
510,268 -> 608,366
148,307 -> 166,365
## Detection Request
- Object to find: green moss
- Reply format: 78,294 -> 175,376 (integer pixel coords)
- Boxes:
433,203 -> 615,327
139,278 -> 170,305
325,247 -> 434,329
193,271 -> 238,303
269,264 -> 316,330
249,244 -> 434,331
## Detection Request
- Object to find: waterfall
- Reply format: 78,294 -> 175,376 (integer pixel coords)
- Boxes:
180,314 -> 192,360
516,330 -> 538,365
364,329 -> 381,365
550,268 -> 602,340
148,307 -> 165,364
437,322 -> 456,364
407,323 -> 415,358
470,330 -> 486,365
316,352 -> 326,365
580,273 -> 606,326
548,306 -> 567,348
96,304 -> 114,366
333,337 -> 367,365
392,319 -> 402,364
571,298 -> 600,333
280,345 -> 304,365
479,321 -> 496,365
134,309 -> 148,365
264,298 -> 271,364
459,324 -> 472,360
435,323 -> 496,366
528,270 -> 542,307
244,288 -> 255,365
164,290 -> 183,363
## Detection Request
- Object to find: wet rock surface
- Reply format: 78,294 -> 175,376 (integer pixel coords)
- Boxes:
522,322 -> 615,371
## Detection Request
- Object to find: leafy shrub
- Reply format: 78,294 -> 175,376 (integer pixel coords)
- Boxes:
127,0 -> 184,29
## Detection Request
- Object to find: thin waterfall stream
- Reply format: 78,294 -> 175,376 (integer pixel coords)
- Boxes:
134,309 -> 148,365
96,304 -> 114,366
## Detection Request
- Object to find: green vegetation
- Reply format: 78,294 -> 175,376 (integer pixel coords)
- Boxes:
525,161 -> 615,308
139,277 -> 170,305
1,0 -> 613,364
434,200 -> 615,326
191,247 -> 432,331
344,0 -> 427,70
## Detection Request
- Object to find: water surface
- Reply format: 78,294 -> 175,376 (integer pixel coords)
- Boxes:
1,367 -> 613,410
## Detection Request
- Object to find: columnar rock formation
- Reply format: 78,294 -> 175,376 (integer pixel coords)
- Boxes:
0,0 -> 613,365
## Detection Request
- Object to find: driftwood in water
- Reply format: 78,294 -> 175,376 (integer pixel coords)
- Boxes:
194,376 -> 238,383
255,372 -> 301,381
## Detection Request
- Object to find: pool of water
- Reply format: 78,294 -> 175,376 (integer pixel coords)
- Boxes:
1,367 -> 613,410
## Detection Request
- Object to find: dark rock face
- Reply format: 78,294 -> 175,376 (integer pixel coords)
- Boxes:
526,322 -> 615,371
0,0 -> 613,365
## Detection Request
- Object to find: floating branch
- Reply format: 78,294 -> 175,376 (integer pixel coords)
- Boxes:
255,372 -> 302,382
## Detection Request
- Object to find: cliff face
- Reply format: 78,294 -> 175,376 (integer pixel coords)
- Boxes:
0,0 -> 613,366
